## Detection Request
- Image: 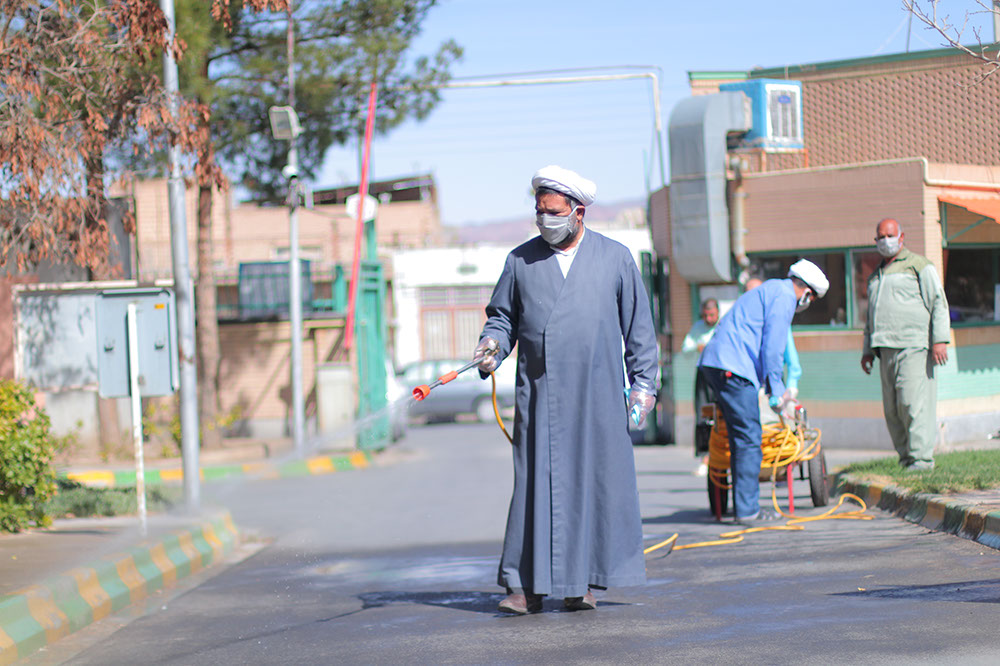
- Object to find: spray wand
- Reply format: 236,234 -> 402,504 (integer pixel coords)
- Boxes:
411,342 -> 499,402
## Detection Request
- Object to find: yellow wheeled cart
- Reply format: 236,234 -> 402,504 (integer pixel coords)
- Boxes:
701,403 -> 829,521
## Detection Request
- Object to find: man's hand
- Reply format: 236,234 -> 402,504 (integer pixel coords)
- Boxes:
780,398 -> 801,422
861,353 -> 875,375
627,387 -> 656,428
768,389 -> 797,416
696,343 -> 705,353
931,342 -> 948,366
474,337 -> 499,373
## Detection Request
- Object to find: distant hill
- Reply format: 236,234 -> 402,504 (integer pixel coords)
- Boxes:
446,198 -> 645,245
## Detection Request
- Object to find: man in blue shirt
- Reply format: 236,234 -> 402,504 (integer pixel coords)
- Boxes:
745,276 -> 803,417
699,260 -> 829,525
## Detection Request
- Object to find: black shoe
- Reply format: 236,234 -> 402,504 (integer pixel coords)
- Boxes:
563,591 -> 597,611
735,507 -> 781,526
498,592 -> 543,614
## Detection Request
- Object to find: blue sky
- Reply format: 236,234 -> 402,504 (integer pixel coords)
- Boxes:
316,0 -> 996,226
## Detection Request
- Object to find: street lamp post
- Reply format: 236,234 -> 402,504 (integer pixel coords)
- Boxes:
269,105 -> 305,457
159,0 -> 201,510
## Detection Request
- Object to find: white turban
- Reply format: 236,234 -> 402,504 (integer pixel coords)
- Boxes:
531,165 -> 597,207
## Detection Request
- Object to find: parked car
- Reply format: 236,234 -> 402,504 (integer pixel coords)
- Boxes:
399,358 -> 516,424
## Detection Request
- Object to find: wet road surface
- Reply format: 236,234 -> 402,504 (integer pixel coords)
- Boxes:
53,423 -> 1000,664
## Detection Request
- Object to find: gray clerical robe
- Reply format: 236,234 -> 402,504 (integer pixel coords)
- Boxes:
480,229 -> 659,598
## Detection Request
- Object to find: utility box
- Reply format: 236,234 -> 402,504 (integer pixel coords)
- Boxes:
96,288 -> 178,398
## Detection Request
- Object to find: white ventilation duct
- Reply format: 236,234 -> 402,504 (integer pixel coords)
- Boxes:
668,92 -> 751,283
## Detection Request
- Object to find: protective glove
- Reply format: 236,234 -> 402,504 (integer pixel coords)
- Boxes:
768,389 -> 796,415
627,384 -> 656,428
474,337 -> 499,373
780,398 -> 801,422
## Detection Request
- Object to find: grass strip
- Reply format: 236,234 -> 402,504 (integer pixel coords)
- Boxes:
838,449 -> 1000,494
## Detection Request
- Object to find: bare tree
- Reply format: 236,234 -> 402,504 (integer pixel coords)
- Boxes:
904,0 -> 1000,82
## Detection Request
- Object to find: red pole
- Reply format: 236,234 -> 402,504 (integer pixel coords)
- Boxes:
344,80 -> 378,351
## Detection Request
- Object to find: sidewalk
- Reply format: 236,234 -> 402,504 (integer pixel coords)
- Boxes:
0,439 -> 385,663
0,511 -> 238,664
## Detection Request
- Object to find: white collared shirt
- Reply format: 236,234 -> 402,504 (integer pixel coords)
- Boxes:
552,227 -> 585,277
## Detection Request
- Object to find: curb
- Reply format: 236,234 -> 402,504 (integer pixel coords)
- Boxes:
0,511 -> 239,664
838,475 -> 1000,551
62,450 -> 373,489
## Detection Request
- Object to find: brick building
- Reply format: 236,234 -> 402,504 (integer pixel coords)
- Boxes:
654,47 -> 1000,448
124,174 -> 443,439
7,175 -> 443,450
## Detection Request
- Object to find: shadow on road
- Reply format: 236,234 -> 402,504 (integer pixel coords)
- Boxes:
834,578 -> 1000,603
642,508 -> 719,525
358,590 -> 631,615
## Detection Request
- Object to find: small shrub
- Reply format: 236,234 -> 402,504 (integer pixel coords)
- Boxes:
0,380 -> 57,532
45,478 -> 180,518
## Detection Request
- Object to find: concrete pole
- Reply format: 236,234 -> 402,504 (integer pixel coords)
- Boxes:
994,1 -> 1000,44
159,0 -> 200,511
287,2 -> 305,455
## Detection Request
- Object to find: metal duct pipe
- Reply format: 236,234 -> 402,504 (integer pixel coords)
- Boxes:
668,92 -> 751,283
730,156 -> 750,284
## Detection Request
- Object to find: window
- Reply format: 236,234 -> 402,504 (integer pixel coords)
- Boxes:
418,285 -> 492,359
850,249 -> 882,328
747,252 -> 847,326
943,247 -> 1000,324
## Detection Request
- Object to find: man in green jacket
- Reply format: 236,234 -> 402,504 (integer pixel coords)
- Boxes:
861,218 -> 951,471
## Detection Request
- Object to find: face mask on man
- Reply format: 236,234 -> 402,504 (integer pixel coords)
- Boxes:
535,208 -> 579,246
876,234 -> 901,258
795,291 -> 814,313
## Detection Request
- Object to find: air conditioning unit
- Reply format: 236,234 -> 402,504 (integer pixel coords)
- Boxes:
719,78 -> 803,151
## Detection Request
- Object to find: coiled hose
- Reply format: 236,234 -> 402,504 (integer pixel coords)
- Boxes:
643,411 -> 872,556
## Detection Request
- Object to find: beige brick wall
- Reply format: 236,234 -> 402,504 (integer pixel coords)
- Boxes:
218,319 -> 351,424
693,53 -> 1000,175
790,54 -> 1000,169
742,160 -> 928,255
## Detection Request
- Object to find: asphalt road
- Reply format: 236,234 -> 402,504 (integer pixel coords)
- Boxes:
57,422 -> 1000,664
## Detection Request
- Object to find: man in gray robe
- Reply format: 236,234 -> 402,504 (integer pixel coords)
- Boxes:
475,165 -> 659,614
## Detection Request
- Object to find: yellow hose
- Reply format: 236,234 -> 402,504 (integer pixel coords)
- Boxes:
484,380 -> 871,556
642,411 -> 873,555
490,372 -> 513,444
644,494 -> 872,554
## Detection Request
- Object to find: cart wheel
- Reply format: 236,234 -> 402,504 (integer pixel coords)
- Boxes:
708,474 -> 729,520
808,451 -> 830,507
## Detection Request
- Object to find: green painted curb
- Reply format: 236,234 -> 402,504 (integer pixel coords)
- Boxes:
837,474 -> 1000,554
60,451 -> 374,489
0,512 -> 239,664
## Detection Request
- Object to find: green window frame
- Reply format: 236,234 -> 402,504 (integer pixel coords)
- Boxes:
743,247 -> 901,330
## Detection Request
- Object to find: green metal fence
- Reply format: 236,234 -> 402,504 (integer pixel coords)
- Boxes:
354,259 -> 389,451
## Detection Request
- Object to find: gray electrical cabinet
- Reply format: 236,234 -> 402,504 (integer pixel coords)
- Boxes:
96,288 -> 178,398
